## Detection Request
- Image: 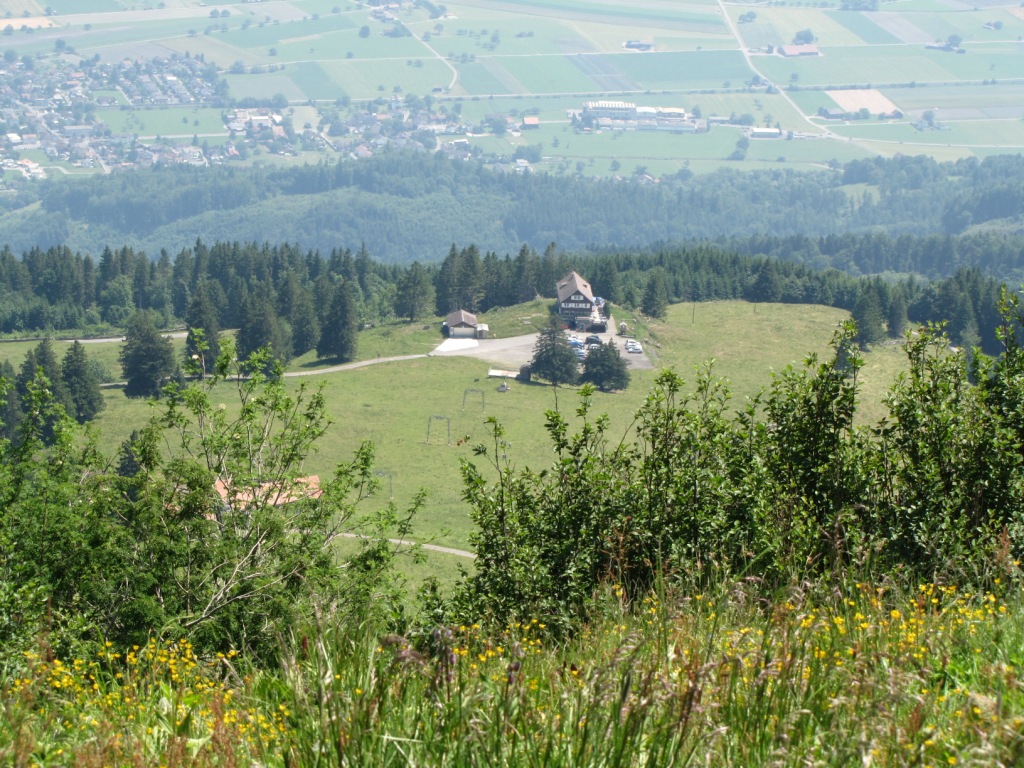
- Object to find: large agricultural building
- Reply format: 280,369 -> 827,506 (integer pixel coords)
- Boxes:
580,101 -> 707,133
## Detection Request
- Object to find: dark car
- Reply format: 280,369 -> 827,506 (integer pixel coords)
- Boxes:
585,334 -> 602,345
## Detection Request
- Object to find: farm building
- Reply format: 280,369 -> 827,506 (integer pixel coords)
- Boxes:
443,309 -> 488,338
749,127 -> 783,139
779,44 -> 820,57
583,100 -> 637,120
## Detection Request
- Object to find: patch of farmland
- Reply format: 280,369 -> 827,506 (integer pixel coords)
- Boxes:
38,0 -> 122,11
158,35 -> 266,69
497,54 -> 601,93
235,2 -> 311,24
612,50 -> 753,90
564,19 -> 732,53
87,40 -> 183,64
473,0 -> 725,32
827,120 -> 985,145
869,12 -> 935,44
936,119 -> 1024,146
99,107 -> 228,138
746,7 -> 866,47
220,15 -> 356,50
568,54 -> 638,92
787,89 -> 841,116
885,84 -> 1024,118
282,63 -> 348,101
51,7 -> 220,26
828,89 -> 900,114
825,10 -> 902,45
926,43 -> 1024,80
308,58 -> 453,100
475,57 -> 530,94
687,92 -> 815,129
436,18 -> 595,57
745,135 -> 875,165
756,46 -> 959,88
227,71 -> 309,102
734,17 -> 784,51
452,61 -> 515,95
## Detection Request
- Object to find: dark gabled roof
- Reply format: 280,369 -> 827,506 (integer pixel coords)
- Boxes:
556,271 -> 594,303
446,309 -> 478,327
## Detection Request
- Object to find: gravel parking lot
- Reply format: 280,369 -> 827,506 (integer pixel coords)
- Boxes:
431,331 -> 654,371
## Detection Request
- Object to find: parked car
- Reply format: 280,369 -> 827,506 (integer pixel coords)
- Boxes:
585,334 -> 602,345
568,338 -> 585,348
574,348 -> 587,360
627,342 -> 643,354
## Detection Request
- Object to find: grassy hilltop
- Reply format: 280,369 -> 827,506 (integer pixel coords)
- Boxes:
0,299 -> 905,558
8,296 -> 1024,766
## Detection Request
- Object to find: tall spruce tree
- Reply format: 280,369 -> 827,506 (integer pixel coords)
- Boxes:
530,319 -> 579,387
852,285 -> 885,347
28,339 -> 74,414
290,291 -> 321,357
397,261 -> 436,322
238,291 -> 293,367
120,311 -> 176,398
642,268 -> 670,319
317,280 -> 359,362
61,340 -> 104,423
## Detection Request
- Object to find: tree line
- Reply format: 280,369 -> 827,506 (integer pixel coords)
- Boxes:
0,238 -> 1012,364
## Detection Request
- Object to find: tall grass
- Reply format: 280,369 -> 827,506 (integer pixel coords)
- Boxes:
5,577 -> 1023,766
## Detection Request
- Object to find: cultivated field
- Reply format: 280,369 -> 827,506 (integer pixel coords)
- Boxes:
0,0 -> 1020,172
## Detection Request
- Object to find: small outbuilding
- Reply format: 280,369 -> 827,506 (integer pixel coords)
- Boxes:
443,309 -> 488,338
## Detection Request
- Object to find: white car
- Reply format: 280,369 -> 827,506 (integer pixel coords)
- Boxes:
626,341 -> 642,354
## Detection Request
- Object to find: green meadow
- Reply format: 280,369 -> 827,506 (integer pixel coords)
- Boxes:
97,106 -> 229,139
1,300 -> 912,559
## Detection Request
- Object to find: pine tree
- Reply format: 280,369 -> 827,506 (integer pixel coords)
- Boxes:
120,311 -> 176,398
751,261 -> 784,303
290,292 -> 321,356
36,339 -> 73,409
61,340 -> 104,423
530,320 -> 579,387
581,341 -> 631,392
886,289 -> 908,338
396,261 -> 436,322
642,269 -> 670,319
238,292 -> 292,367
18,339 -> 75,418
317,280 -> 359,362
852,286 -> 885,347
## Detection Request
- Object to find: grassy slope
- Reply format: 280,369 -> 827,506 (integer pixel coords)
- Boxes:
1,301 -> 906,557
0,299 -> 907,589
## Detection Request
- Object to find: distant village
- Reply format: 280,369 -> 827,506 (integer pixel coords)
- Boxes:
0,50 -> 737,182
